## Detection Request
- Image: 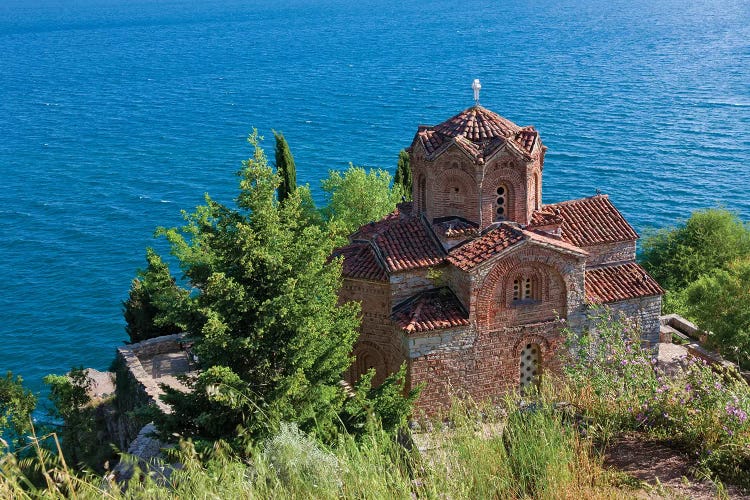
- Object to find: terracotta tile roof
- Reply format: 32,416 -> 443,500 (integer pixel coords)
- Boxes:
447,225 -> 526,271
530,195 -> 639,247
374,217 -> 445,272
392,288 -> 470,333
433,218 -> 479,238
515,127 -> 539,154
332,242 -> 387,282
415,106 -> 540,160
350,208 -> 402,240
433,106 -> 518,142
523,229 -> 588,256
585,262 -> 664,304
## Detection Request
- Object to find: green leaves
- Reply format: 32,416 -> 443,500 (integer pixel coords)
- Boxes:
321,165 -> 403,237
394,149 -> 412,200
686,258 -> 750,368
151,132 -> 363,444
0,372 -> 36,447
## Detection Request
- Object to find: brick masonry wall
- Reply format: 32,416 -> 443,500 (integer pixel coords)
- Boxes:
408,320 -> 565,414
471,244 -> 587,330
583,240 -> 636,267
340,278 -> 407,385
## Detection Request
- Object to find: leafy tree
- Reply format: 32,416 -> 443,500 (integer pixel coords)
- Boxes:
0,372 -> 36,447
321,165 -> 403,237
685,258 -> 750,368
123,248 -> 186,343
394,149 -> 412,200
273,130 -> 296,203
44,368 -> 113,469
640,208 -> 750,313
153,131 -> 364,444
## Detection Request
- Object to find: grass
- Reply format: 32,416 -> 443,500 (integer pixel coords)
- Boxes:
2,310 -> 749,498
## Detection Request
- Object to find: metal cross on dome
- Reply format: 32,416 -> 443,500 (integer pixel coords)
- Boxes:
472,79 -> 481,106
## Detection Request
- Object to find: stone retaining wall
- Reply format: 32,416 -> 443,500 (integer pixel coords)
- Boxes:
115,333 -> 187,414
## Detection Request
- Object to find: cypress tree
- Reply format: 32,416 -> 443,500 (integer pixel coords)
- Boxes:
273,130 -> 297,202
394,149 -> 412,200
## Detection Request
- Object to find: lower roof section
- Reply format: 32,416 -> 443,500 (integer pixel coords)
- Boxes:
392,287 -> 470,333
585,262 -> 664,304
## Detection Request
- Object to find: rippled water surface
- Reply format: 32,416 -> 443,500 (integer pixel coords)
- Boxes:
1,0 -> 749,398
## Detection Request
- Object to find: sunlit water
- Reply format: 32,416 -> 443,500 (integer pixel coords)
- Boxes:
1,0 -> 748,402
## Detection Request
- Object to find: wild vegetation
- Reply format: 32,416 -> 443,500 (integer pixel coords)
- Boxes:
640,208 -> 750,367
3,138 -> 749,497
2,310 -> 749,497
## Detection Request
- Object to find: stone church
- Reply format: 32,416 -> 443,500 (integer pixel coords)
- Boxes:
333,103 -> 663,412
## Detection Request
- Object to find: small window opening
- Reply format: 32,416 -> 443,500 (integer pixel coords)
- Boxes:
495,185 -> 507,220
520,343 -> 541,391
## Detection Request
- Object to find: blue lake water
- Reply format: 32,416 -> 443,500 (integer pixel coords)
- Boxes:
1,0 -> 749,402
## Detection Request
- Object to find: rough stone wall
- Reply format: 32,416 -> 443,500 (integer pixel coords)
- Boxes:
115,333 -> 187,414
583,240 -> 636,267
390,268 -> 437,306
596,295 -> 662,346
340,278 -> 406,385
408,320 -> 565,414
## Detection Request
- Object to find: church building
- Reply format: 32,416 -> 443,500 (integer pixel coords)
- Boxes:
333,99 -> 664,412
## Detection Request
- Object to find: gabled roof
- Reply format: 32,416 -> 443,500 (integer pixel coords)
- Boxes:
342,207 -> 445,276
374,217 -> 445,272
331,242 -> 387,282
529,195 -> 639,247
447,224 -> 526,271
585,262 -> 664,304
447,223 -> 587,272
392,288 -> 470,333
415,106 -> 540,161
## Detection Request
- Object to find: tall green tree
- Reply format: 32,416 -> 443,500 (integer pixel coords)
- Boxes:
686,258 -> 750,368
0,372 -> 36,447
273,130 -> 296,203
123,248 -> 186,343
639,208 -> 750,313
153,131 -> 362,443
321,165 -> 403,237
394,149 -> 412,200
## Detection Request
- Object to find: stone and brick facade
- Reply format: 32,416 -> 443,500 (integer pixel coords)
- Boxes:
333,105 -> 664,413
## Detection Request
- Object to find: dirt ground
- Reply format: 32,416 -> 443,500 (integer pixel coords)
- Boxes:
605,433 -> 748,499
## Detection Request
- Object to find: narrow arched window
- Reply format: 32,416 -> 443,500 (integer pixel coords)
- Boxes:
534,172 -> 541,211
419,176 -> 427,212
520,343 -> 541,391
512,276 -> 539,302
495,184 -> 508,220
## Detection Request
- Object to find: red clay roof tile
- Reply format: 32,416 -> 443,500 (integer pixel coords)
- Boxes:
416,106 -> 540,161
392,288 -> 470,333
530,195 -> 638,247
332,242 -> 387,282
374,217 -> 445,272
585,262 -> 664,304
447,225 -> 526,271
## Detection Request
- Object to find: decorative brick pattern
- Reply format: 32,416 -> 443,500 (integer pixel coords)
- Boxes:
337,105 -> 662,414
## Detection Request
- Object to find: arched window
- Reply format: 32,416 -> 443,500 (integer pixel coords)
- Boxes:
520,343 -> 541,391
495,184 -> 508,220
419,176 -> 427,212
512,275 -> 539,302
533,172 -> 541,211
